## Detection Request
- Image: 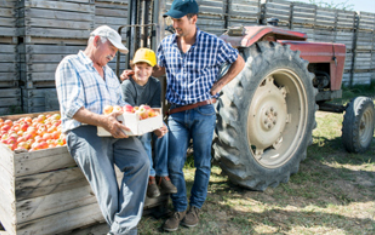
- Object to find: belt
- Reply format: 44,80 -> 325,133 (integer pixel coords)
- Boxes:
168,98 -> 217,115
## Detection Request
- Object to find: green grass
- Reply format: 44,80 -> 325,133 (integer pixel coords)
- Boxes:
137,84 -> 375,235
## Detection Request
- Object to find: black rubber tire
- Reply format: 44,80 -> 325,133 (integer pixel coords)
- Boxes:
213,41 -> 318,191
342,96 -> 375,153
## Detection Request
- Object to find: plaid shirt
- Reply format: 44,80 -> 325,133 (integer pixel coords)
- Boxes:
157,28 -> 239,105
56,51 -> 126,133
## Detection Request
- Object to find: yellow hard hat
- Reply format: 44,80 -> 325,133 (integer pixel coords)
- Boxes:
132,48 -> 157,67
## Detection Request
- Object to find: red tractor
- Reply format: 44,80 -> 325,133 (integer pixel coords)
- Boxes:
209,25 -> 375,190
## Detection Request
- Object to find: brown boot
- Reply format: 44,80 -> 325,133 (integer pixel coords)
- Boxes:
181,206 -> 200,228
157,176 -> 177,194
147,176 -> 160,198
163,210 -> 186,231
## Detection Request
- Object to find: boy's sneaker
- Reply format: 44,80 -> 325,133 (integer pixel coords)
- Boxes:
157,176 -> 177,194
163,210 -> 186,231
147,176 -> 160,198
181,206 -> 200,228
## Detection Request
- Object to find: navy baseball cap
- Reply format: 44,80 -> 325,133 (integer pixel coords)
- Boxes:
163,0 -> 199,19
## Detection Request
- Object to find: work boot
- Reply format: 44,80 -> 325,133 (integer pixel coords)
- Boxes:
181,206 -> 200,228
157,176 -> 177,194
147,176 -> 160,198
163,210 -> 186,231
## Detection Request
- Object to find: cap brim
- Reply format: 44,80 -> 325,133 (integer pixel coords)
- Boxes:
133,59 -> 155,67
108,38 -> 129,54
163,10 -> 187,19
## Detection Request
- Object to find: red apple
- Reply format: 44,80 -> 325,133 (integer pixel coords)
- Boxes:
103,105 -> 114,115
124,104 -> 134,113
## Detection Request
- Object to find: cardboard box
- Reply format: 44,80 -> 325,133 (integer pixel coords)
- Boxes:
97,108 -> 164,136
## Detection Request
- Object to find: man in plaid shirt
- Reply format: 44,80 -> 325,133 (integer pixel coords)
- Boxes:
122,0 -> 245,231
56,25 -> 149,235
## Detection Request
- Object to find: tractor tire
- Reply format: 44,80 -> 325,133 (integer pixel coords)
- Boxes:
342,97 -> 375,153
213,41 -> 318,191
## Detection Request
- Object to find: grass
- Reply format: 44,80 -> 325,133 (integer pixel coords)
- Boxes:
136,84 -> 375,235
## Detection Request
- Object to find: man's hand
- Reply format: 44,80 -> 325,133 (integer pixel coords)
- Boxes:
120,70 -> 134,81
153,124 -> 168,139
103,111 -> 131,138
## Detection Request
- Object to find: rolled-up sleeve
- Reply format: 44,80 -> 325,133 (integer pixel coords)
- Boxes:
55,59 -> 85,119
216,39 -> 239,65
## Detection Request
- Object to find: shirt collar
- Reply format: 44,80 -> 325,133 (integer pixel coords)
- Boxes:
78,50 -> 93,65
172,27 -> 201,48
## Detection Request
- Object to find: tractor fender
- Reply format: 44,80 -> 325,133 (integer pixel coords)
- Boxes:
220,26 -> 307,48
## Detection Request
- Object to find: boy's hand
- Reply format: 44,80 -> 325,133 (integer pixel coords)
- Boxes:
120,70 -> 134,81
154,124 -> 168,138
104,111 -> 131,138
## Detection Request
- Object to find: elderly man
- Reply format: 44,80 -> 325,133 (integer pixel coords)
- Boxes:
55,25 -> 149,235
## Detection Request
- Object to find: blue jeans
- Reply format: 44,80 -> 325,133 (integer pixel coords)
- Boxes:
168,104 -> 216,212
137,122 -> 169,177
66,125 -> 149,235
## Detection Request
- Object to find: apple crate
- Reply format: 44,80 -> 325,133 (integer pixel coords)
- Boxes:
0,111 -> 168,235
97,108 -> 164,137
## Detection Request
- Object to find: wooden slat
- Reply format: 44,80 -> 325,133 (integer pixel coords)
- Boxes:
0,98 -> 21,107
0,88 -> 21,98
22,0 -> 95,13
18,8 -> 94,22
13,146 -> 75,177
17,27 -> 92,39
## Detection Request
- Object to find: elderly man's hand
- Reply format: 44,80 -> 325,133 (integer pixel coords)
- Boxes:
120,70 -> 134,81
104,110 -> 131,138
153,124 -> 168,139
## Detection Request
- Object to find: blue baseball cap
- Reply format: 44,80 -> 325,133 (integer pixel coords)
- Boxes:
163,0 -> 199,19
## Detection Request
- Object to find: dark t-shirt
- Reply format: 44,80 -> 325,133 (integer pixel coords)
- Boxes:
120,76 -> 161,108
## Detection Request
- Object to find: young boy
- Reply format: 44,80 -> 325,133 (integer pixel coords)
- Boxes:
121,48 -> 177,198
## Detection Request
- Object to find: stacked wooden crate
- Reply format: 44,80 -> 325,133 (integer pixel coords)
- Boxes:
0,112 -> 168,235
372,33 -> 375,82
95,0 -> 128,72
313,7 -> 336,43
228,0 -> 261,28
350,11 -> 375,85
261,0 -> 292,29
290,2 -> 315,41
16,0 -> 95,113
335,10 -> 356,85
0,0 -> 21,115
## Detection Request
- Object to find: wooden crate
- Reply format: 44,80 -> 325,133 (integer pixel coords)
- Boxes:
342,71 -> 372,86
228,0 -> 261,28
290,25 -> 314,41
336,10 -> 355,30
290,2 -> 316,27
16,0 -> 95,39
355,30 -> 374,52
261,0 -> 291,28
353,52 -> 373,71
0,88 -> 21,115
21,87 -> 58,113
95,0 -> 129,40
0,112 -> 169,235
315,7 -> 337,29
0,0 -> 17,38
335,29 -> 354,51
356,11 -> 375,32
17,42 -> 87,88
344,52 -> 353,72
313,27 -> 336,42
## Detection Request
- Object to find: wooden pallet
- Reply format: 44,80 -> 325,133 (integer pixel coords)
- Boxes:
335,29 -> 354,51
0,0 -> 17,38
313,27 -> 336,42
315,7 -> 336,29
0,111 -> 169,235
353,52 -> 373,71
355,30 -> 374,52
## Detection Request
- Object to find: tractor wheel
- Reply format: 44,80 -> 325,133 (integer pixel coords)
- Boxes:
213,41 -> 318,191
342,97 -> 375,153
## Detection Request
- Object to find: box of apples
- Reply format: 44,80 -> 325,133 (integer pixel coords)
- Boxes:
97,104 -> 164,137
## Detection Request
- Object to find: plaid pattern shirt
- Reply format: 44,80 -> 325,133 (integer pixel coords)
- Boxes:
56,51 -> 126,133
157,28 -> 239,105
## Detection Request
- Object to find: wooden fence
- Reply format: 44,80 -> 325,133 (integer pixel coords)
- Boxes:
0,0 -> 374,114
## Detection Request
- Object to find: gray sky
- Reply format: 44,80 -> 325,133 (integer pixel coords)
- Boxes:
294,0 -> 375,13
